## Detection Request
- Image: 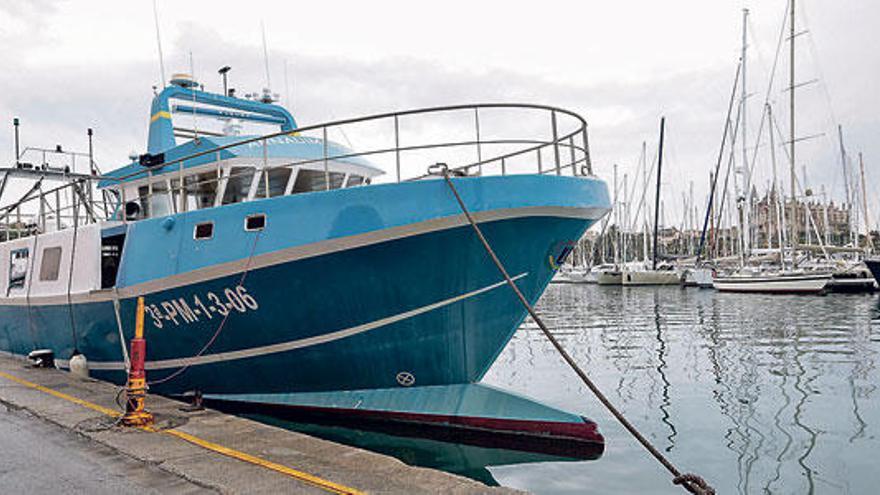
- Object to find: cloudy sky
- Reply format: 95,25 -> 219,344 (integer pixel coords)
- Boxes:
1,0 -> 877,227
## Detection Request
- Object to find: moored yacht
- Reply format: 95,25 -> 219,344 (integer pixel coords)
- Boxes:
595,264 -> 623,285
622,265 -> 680,286
712,267 -> 831,294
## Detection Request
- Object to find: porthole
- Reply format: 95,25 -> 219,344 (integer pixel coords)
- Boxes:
194,222 -> 214,240
245,214 -> 266,232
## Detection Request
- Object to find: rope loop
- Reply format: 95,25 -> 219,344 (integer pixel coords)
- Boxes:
673,473 -> 716,495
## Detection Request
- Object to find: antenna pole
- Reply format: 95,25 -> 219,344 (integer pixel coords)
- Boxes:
218,66 -> 231,96
152,0 -> 167,87
13,117 -> 20,166
189,52 -> 198,140
261,21 -> 272,90
87,128 -> 95,175
284,59 -> 292,108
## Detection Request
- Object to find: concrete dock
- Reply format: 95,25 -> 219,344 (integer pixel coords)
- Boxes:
0,354 -> 520,494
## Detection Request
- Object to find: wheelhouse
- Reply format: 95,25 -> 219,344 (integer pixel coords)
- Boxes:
96,73 -> 383,221
99,141 -> 383,221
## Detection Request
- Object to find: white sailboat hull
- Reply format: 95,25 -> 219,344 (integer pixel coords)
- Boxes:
712,273 -> 830,294
622,270 -> 680,286
682,268 -> 714,288
596,271 -> 623,285
552,270 -> 595,284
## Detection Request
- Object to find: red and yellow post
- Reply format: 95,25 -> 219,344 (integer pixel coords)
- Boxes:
121,296 -> 154,427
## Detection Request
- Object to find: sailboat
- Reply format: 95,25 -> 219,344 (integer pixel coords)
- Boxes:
623,117 -> 680,286
713,2 -> 830,294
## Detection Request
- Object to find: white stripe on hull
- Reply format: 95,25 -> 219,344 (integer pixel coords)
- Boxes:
54,273 -> 529,371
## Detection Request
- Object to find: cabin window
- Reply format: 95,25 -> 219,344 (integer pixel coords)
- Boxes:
347,175 -> 365,187
254,168 -> 292,198
268,168 -> 292,197
194,222 -> 214,240
185,172 -> 219,210
7,247 -> 29,294
138,181 -> 171,218
222,167 -> 256,205
39,247 -> 63,282
292,170 -> 346,193
245,214 -> 266,231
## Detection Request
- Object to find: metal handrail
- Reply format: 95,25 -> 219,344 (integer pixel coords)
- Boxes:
107,102 -> 593,183
1,103 -> 594,234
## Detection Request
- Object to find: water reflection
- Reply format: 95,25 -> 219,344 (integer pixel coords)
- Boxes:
484,285 -> 880,493
652,292 -> 677,453
245,285 -> 880,493
247,414 -> 587,486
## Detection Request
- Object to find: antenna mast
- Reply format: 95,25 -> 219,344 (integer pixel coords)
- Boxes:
284,59 -> 292,108
261,21 -> 272,90
152,0 -> 167,87
189,51 -> 198,140
13,117 -> 21,166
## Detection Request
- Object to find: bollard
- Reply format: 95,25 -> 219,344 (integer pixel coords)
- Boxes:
121,297 -> 154,427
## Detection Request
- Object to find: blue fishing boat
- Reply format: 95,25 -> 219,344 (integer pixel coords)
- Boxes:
0,73 -> 610,453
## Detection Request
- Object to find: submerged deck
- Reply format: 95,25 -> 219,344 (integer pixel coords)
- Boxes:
0,353 -> 520,494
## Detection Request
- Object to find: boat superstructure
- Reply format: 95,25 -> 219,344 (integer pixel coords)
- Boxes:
0,75 -> 610,453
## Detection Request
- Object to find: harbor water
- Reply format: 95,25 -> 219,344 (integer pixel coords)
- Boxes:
270,283 -> 880,494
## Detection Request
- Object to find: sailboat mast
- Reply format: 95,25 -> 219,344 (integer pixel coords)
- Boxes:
837,125 -> 854,245
696,61 -> 741,263
767,103 -> 785,267
613,163 -> 619,266
642,142 -> 649,262
789,0 -> 798,258
689,180 -> 695,255
741,8 -> 751,259
623,173 -> 629,264
859,153 -> 874,250
653,117 -> 665,270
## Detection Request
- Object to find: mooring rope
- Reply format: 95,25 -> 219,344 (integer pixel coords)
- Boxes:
146,229 -> 262,387
434,164 -> 715,495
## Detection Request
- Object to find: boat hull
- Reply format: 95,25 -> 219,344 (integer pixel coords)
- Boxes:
865,259 -> 880,283
622,270 -> 680,286
682,268 -> 714,288
827,277 -> 876,293
205,383 -> 605,457
0,175 -> 609,398
712,273 -> 830,294
552,269 -> 594,284
596,271 -> 622,285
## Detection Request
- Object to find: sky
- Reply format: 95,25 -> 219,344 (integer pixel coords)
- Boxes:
1,0 -> 878,229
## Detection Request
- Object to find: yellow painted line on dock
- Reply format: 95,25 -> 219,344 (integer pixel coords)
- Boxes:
0,370 -> 121,417
162,428 -> 365,495
0,370 -> 365,495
